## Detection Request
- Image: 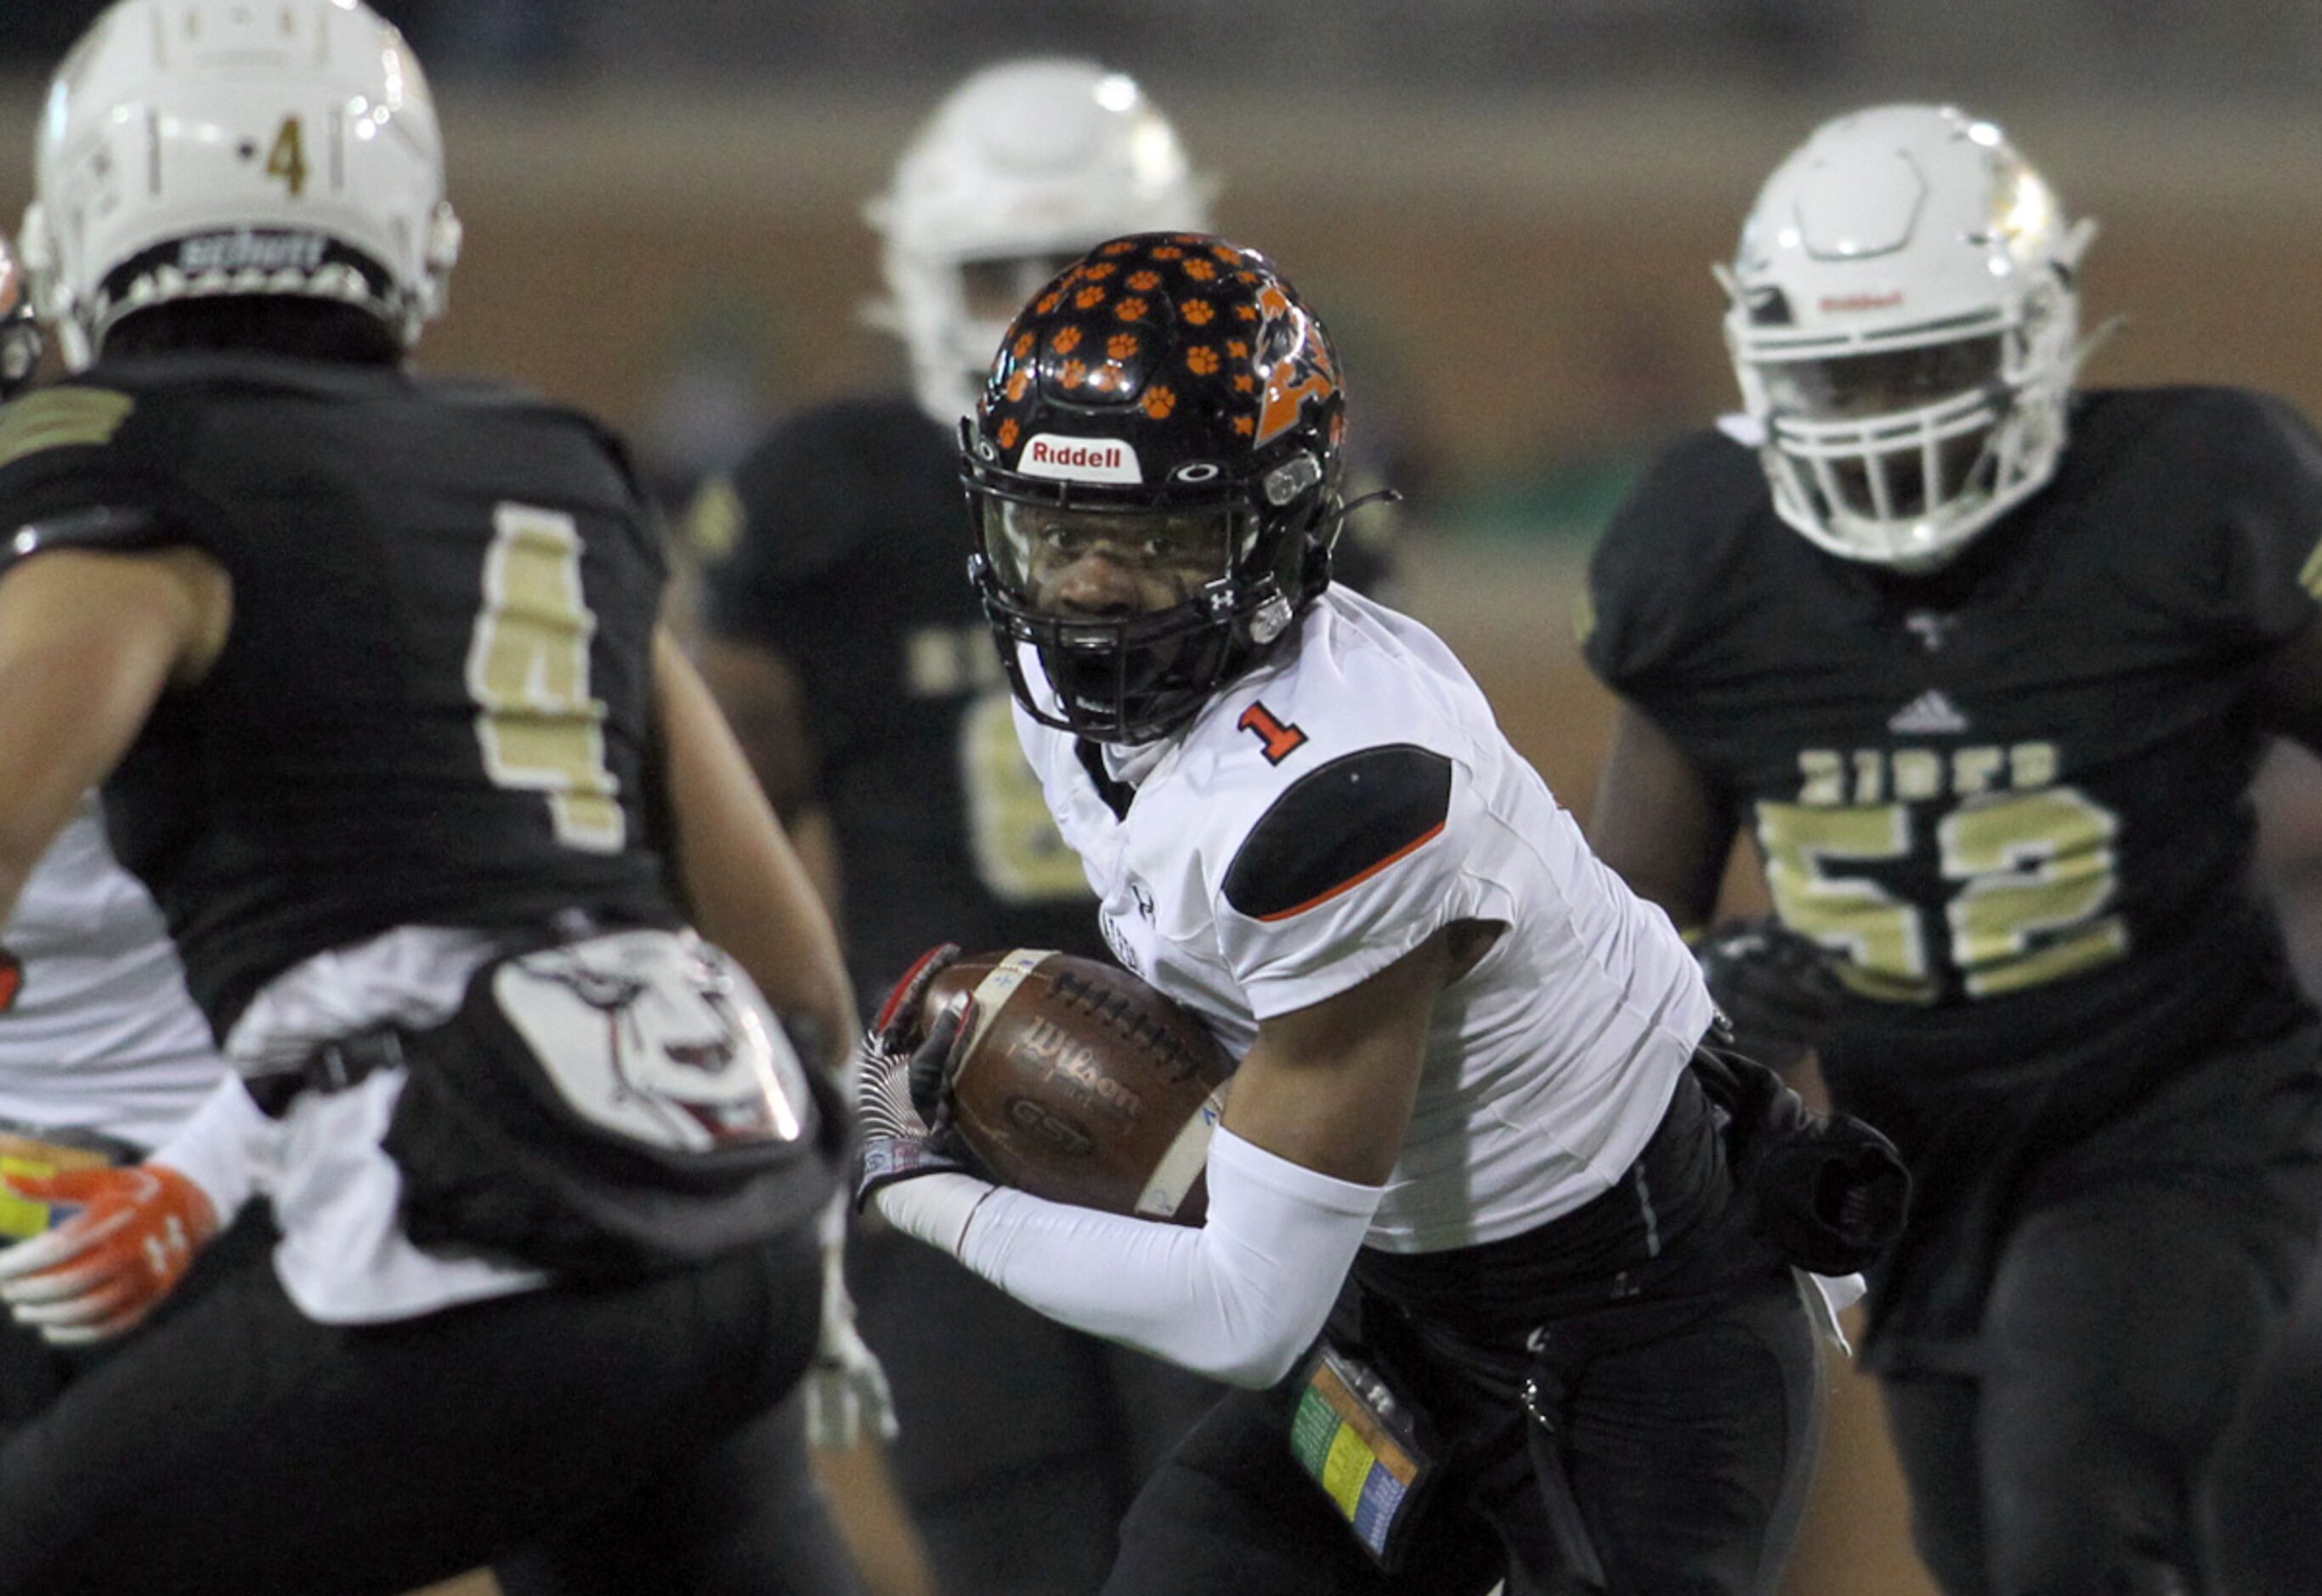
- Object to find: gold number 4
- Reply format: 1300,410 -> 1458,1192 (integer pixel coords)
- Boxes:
264,116 -> 308,198
466,503 -> 625,852
1757,786 -> 2127,1002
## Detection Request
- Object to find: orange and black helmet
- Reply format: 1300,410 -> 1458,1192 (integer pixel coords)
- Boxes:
962,233 -> 1351,744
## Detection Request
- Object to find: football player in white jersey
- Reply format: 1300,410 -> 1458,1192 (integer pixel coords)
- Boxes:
853,235 -> 1908,1594
688,58 -> 1224,1596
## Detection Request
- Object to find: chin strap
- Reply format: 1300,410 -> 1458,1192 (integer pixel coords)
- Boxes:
1302,488 -> 1403,597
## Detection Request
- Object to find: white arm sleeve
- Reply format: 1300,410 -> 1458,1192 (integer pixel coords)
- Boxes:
147,1074 -> 270,1221
872,1126 -> 1383,1388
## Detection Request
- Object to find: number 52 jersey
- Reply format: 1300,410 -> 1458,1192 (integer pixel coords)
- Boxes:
1583,386 -> 2322,1111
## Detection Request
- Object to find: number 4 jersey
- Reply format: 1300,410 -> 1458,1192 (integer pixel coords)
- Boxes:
0,357 -> 679,1040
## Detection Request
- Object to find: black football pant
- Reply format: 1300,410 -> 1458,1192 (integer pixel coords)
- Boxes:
1098,1073 -> 1826,1596
0,1197 -> 279,1437
2203,1251 -> 2322,1595
1881,1174 -> 2314,1596
850,1221 -> 1227,1596
0,1215 -> 859,1596
1095,1268 -> 1821,1596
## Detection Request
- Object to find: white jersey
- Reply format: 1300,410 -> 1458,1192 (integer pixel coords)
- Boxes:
1017,587 -> 1714,1254
0,797 -> 225,1150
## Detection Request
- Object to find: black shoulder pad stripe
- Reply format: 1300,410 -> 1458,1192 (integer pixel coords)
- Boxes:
1223,744 -> 1453,924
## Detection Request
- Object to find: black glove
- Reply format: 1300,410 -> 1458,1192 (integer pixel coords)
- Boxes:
1692,1047 -> 1911,1277
852,944 -> 984,1210
1695,917 -> 1847,1075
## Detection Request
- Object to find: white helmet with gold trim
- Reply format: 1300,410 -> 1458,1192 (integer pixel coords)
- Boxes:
20,0 -> 462,371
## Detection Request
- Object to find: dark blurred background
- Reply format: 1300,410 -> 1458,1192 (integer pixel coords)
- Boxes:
7,6 -> 2322,1591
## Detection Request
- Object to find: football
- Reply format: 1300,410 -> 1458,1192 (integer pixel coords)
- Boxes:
920,949 -> 1233,1225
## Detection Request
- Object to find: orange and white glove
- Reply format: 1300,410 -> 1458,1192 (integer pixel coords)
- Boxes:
0,1164 -> 218,1344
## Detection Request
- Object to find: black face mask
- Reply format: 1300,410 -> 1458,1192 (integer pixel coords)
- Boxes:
978,574 -> 1250,746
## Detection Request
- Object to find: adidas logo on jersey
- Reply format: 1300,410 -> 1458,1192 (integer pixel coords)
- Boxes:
1888,690 -> 1970,735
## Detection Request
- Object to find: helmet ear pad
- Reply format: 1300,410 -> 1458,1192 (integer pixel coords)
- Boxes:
962,234 -> 1348,744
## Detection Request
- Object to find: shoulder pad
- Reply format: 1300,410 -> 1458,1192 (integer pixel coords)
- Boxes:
2067,387 -> 2322,644
1584,427 -> 1764,693
1222,744 -> 1453,923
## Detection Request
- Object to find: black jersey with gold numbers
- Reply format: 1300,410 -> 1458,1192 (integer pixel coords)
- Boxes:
0,355 -> 680,1038
1585,387 -> 2322,1361
694,395 -> 1100,1002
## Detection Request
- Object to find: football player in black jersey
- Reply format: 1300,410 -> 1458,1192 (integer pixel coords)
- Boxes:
1582,102 -> 2322,1595
0,3 -> 863,1593
685,59 -> 1233,1596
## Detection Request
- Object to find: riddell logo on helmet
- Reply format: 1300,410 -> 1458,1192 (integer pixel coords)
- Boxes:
1020,433 -> 1143,484
1819,291 -> 1905,314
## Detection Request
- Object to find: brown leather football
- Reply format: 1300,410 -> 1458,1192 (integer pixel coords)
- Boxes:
921,949 -> 1233,1225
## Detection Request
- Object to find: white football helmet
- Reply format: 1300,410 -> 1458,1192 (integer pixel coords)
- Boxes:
1721,104 -> 2098,569
866,57 -> 1215,426
19,0 -> 462,371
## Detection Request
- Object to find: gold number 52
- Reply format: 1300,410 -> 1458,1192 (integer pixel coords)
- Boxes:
1756,786 -> 2127,1002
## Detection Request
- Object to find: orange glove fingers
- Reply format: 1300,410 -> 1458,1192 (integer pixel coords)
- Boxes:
8,1273 -> 139,1331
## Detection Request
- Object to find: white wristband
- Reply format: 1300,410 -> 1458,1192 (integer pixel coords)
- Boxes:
148,1074 -> 271,1221
871,1170 -> 995,1257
